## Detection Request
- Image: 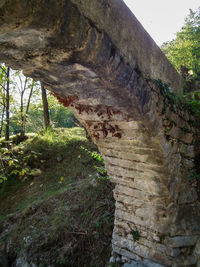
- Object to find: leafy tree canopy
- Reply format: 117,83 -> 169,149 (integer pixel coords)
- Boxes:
161,7 -> 200,80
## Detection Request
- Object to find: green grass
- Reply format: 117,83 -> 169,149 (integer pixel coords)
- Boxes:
0,128 -> 114,267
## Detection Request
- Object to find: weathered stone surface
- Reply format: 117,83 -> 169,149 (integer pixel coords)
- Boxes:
179,144 -> 195,158
143,259 -> 166,267
194,238 -> 200,266
123,262 -> 146,267
0,0 -> 199,266
70,0 -> 183,92
164,236 -> 198,248
169,126 -> 194,144
178,187 -> 198,204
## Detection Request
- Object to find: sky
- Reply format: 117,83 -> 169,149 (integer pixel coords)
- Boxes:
123,0 -> 200,46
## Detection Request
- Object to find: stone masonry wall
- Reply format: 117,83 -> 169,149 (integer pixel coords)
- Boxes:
0,1 -> 200,266
52,74 -> 200,267
107,81 -> 200,267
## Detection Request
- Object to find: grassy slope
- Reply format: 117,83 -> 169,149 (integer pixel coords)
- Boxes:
0,128 -> 115,267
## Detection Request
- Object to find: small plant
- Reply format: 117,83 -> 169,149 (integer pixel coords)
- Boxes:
0,174 -> 7,184
188,170 -> 200,180
80,145 -> 109,181
91,152 -> 104,163
80,146 -> 104,163
182,126 -> 190,133
131,229 -> 140,242
0,139 -> 44,185
94,166 -> 110,182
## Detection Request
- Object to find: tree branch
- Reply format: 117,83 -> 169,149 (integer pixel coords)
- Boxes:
0,65 -> 7,76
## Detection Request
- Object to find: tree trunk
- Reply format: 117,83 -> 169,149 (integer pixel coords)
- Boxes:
20,77 -> 27,139
20,91 -> 25,139
41,85 -> 50,129
21,79 -> 34,138
0,89 -> 6,138
0,103 -> 5,138
5,67 -> 10,141
25,80 -> 34,115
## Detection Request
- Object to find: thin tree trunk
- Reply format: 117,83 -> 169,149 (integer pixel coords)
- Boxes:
20,77 -> 27,139
20,91 -> 25,139
0,92 -> 6,138
25,80 -> 34,115
22,79 -> 34,137
5,67 -> 10,141
41,85 -> 50,129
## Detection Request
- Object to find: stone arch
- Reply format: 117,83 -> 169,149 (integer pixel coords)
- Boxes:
0,1 -> 199,266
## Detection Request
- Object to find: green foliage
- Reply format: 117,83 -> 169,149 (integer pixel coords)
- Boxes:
161,7 -> 200,114
0,143 -> 41,185
91,152 -> 104,163
1,65 -> 78,137
0,127 -> 114,267
161,7 -> 200,79
0,128 -> 88,186
0,174 -> 7,184
17,93 -> 78,134
188,170 -> 200,180
80,146 -> 104,163
80,145 -> 109,181
153,79 -> 200,116
153,79 -> 183,104
0,65 -> 41,137
47,94 -> 78,128
131,229 -> 140,242
184,91 -> 200,116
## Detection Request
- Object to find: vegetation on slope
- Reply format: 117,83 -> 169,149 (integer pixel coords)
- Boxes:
0,128 -> 115,267
161,7 -> 200,112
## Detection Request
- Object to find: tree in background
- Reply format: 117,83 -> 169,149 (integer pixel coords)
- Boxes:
24,92 -> 78,133
0,65 -> 79,138
0,65 -> 7,138
41,84 -> 50,129
12,71 -> 40,139
5,67 -> 10,141
161,7 -> 200,92
0,65 -> 11,140
48,93 -> 78,128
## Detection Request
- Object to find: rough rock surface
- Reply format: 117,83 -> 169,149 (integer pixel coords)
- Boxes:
0,0 -> 199,266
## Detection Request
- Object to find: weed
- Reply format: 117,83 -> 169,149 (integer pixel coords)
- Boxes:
80,145 -> 104,163
188,170 -> 200,180
131,229 -> 140,242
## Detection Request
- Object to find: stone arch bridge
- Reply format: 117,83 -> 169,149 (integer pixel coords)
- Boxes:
0,0 -> 199,266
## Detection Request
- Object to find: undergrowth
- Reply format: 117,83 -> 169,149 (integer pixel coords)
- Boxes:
0,128 -> 114,267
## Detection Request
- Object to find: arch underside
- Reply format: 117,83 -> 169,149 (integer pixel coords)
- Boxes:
0,1 -> 199,266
